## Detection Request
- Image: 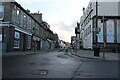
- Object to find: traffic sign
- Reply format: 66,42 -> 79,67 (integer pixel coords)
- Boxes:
92,28 -> 101,32
92,28 -> 97,31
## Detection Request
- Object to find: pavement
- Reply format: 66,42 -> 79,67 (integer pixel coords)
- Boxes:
69,49 -> 120,61
2,49 -> 60,56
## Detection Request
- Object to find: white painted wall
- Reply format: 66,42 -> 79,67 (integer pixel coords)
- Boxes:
80,0 -> 120,49
98,2 -> 119,16
83,34 -> 92,49
90,1 -> 119,17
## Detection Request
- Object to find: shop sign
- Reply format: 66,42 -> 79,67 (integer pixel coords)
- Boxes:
33,36 -> 40,41
14,32 -> 20,39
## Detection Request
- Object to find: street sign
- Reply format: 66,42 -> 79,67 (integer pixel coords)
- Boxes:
73,38 -> 78,42
92,28 -> 97,32
92,28 -> 101,32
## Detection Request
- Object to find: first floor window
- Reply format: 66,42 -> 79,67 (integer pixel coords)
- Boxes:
13,32 -> 20,49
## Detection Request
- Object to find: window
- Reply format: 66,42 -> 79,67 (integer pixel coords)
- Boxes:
33,22 -> 36,33
0,6 -> 4,20
17,9 -> 20,15
12,4 -> 16,23
89,25 -> 91,33
29,19 -> 32,30
23,14 -> 27,27
36,24 -> 39,34
27,36 -> 31,49
0,34 -> 2,41
17,9 -> 20,24
90,3 -> 92,10
14,32 -> 20,49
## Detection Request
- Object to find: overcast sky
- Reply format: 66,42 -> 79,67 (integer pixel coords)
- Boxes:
16,0 -> 90,42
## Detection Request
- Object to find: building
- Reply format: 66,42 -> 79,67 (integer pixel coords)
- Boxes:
79,0 -> 120,51
59,40 -> 65,49
0,1 -> 58,52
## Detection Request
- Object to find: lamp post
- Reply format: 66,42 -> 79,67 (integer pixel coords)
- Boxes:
96,1 -> 98,44
33,27 -> 37,52
93,0 -> 101,57
102,16 -> 105,59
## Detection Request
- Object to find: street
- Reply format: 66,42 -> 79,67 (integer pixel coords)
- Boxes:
2,49 -> 119,80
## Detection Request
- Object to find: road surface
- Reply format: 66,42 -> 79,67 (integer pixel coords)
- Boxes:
2,49 -> 119,79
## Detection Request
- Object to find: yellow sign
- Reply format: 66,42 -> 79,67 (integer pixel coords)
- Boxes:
103,41 -> 106,48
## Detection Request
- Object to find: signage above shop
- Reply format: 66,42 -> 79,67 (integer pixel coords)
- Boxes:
33,36 -> 40,41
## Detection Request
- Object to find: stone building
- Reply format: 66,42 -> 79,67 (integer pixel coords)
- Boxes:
79,0 -> 120,51
0,1 -> 58,52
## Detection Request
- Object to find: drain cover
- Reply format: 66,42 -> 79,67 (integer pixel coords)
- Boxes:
31,70 -> 48,75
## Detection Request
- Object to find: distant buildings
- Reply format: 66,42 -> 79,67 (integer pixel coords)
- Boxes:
0,1 -> 59,52
78,0 -> 120,50
59,40 -> 65,49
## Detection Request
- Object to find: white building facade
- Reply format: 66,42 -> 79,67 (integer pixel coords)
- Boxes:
79,0 -> 120,50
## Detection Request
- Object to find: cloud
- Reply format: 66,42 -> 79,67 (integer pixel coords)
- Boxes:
50,21 -> 75,42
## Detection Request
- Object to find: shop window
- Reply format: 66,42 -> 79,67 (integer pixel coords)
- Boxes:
13,32 -> 20,49
0,6 -> 4,20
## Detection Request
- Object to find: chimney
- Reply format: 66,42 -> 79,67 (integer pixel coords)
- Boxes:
31,12 -> 42,23
26,9 -> 30,13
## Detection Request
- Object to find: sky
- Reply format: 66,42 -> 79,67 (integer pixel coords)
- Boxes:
16,0 -> 90,42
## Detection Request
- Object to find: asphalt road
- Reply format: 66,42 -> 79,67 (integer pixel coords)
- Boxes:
2,49 -> 119,79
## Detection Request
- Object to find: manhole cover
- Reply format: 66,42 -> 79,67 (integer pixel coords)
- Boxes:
31,70 -> 48,75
